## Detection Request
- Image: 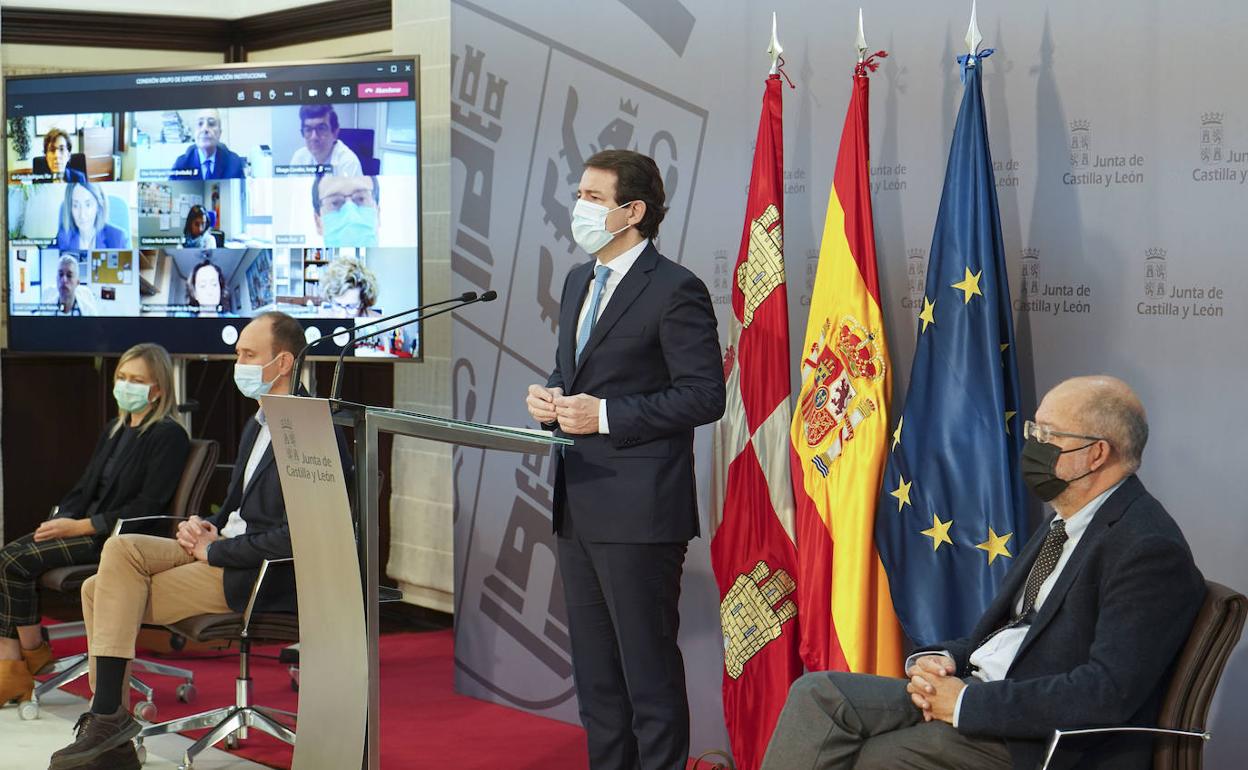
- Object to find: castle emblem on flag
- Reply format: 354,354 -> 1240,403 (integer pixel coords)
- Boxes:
736,203 -> 785,328
798,316 -> 884,474
720,561 -> 797,680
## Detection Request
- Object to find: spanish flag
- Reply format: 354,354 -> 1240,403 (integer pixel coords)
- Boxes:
789,55 -> 904,676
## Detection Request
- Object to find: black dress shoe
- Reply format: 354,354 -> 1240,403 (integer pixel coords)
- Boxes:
48,707 -> 141,770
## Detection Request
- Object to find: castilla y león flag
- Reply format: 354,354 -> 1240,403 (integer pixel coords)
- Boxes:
790,55 -> 904,677
710,73 -> 801,770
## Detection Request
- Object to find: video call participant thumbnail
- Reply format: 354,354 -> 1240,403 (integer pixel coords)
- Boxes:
186,260 -> 232,316
36,129 -> 87,184
292,105 -> 363,177
43,254 -> 98,316
312,175 -> 379,247
55,183 -> 130,252
318,256 -> 379,318
183,205 -> 217,249
170,109 -> 246,181
317,255 -> 409,357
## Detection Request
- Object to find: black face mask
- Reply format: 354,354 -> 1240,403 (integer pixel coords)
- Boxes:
1020,437 -> 1098,502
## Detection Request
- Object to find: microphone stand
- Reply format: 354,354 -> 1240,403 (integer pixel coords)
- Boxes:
292,291 -> 477,393
329,290 -> 497,405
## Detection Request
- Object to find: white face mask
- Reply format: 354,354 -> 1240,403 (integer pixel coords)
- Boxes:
571,199 -> 633,254
234,355 -> 281,400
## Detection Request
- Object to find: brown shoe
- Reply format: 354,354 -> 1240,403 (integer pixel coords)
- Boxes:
80,740 -> 141,770
48,707 -> 141,770
23,642 -> 56,675
0,659 -> 34,705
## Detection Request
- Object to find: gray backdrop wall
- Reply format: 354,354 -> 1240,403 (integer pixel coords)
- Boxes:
448,1 -> 1248,765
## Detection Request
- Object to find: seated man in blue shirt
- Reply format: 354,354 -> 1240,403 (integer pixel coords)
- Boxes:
761,376 -> 1205,770
169,109 -> 246,180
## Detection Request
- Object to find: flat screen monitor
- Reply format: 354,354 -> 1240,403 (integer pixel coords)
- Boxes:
4,56 -> 422,360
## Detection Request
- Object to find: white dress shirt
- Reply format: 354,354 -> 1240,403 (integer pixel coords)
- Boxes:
906,479 -> 1126,726
290,140 -> 363,177
220,411 -> 272,538
574,238 -> 648,434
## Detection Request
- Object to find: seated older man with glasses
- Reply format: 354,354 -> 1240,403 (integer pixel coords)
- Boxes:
761,375 -> 1206,770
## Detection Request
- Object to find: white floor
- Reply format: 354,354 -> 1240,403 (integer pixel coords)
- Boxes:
0,689 -> 271,770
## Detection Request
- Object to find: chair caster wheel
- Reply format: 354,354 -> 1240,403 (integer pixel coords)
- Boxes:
134,741 -> 147,765
133,700 -> 158,722
176,683 -> 197,703
18,700 -> 39,720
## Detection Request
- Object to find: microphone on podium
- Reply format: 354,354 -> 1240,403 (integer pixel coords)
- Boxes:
292,291 -> 478,390
328,290 -> 498,403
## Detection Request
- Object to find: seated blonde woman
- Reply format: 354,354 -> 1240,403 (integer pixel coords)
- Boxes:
0,343 -> 190,708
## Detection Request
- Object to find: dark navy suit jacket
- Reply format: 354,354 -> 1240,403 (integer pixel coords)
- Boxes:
205,408 -> 352,613
170,143 -> 246,180
921,475 -> 1205,769
546,242 -> 725,543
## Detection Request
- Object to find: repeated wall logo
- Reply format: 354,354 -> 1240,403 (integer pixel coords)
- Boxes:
1019,247 -> 1040,298
902,248 -> 926,309
1138,247 -> 1226,319
1063,118 -> 1146,187
1069,119 -> 1091,168
1193,111 -> 1248,184
712,248 -> 732,305
1201,113 -> 1224,166
798,247 -> 819,307
1012,247 -> 1092,315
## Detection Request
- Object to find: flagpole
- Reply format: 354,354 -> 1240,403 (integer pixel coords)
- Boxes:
965,0 -> 983,65
857,8 -> 867,64
768,11 -> 783,75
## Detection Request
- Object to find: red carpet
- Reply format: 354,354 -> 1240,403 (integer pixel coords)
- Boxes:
44,628 -> 712,769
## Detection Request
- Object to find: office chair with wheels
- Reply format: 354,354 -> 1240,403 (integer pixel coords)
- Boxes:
134,558 -> 299,770
25,439 -> 219,721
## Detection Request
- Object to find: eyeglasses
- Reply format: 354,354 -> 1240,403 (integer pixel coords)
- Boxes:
1023,420 -> 1107,445
301,123 -> 334,138
319,191 -> 376,212
325,300 -> 363,313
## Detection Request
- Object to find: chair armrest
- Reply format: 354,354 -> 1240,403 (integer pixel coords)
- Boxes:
110,515 -> 186,538
241,558 -> 295,636
1039,726 -> 1210,769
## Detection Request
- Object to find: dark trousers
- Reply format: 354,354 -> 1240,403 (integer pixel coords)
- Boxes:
0,532 -> 99,637
760,671 -> 1011,770
557,508 -> 689,770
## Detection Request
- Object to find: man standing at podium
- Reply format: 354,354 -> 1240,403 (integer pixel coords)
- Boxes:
526,149 -> 725,769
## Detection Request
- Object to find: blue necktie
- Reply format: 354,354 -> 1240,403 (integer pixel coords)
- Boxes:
576,265 -> 611,364
202,158 -> 213,179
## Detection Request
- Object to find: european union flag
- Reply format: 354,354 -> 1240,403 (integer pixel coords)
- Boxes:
874,52 -> 1029,646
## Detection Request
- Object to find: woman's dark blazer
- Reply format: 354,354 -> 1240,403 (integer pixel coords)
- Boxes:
52,416 -> 191,538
